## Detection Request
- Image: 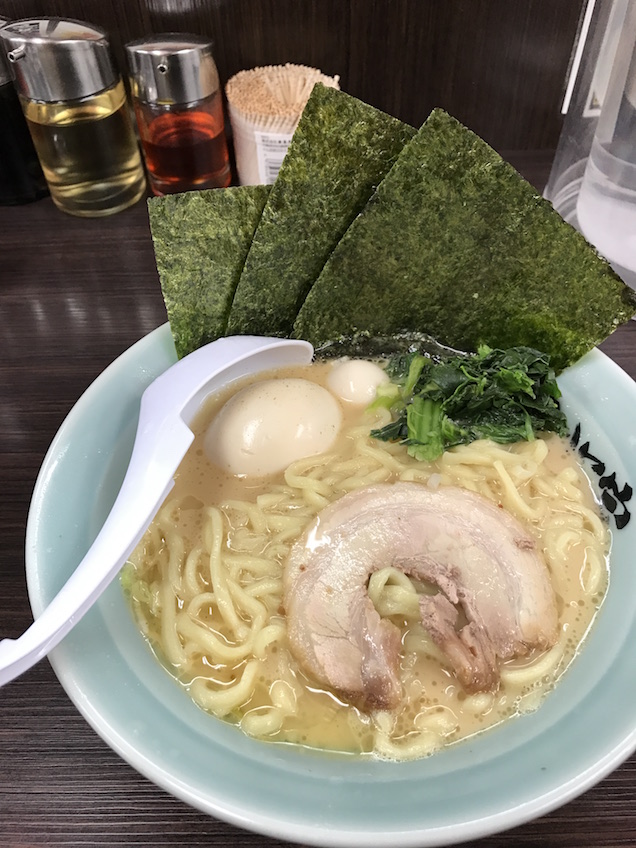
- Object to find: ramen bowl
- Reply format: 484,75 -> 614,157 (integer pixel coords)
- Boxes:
26,324 -> 636,847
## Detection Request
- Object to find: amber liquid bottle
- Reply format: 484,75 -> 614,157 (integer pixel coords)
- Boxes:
127,34 -> 231,196
134,93 -> 230,195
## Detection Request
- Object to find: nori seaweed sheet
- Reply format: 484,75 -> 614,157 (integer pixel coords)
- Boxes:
148,186 -> 270,358
293,109 -> 636,372
225,83 -> 416,337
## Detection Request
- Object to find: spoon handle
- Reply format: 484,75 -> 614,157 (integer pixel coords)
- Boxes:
0,397 -> 193,687
0,335 -> 314,687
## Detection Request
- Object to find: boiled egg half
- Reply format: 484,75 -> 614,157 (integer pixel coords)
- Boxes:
204,377 -> 343,477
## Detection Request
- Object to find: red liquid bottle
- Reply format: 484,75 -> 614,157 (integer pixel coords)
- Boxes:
126,34 -> 231,196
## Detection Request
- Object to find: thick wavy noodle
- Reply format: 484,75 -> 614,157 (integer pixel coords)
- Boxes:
123,361 -> 609,760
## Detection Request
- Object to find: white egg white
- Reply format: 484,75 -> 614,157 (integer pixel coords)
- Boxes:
204,377 -> 343,477
327,359 -> 389,405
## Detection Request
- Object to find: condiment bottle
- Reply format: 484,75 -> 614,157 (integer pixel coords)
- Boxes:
125,34 -> 231,195
0,17 -> 48,205
0,17 -> 146,217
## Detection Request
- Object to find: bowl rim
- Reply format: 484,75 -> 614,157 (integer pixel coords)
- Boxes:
24,323 -> 636,848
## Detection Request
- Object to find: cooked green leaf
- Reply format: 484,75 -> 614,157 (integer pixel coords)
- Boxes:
225,84 -> 416,337
371,345 -> 569,460
405,397 -> 445,461
148,186 -> 270,358
294,109 -> 636,372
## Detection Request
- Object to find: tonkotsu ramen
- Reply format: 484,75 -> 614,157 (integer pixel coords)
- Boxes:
122,357 -> 609,761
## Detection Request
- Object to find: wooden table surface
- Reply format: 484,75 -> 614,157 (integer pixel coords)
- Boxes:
1,153 -> 636,847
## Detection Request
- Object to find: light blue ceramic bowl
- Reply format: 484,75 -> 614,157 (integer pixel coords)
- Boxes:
25,324 -> 636,847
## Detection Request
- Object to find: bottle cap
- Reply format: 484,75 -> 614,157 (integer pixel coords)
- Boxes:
125,34 -> 220,106
0,17 -> 118,102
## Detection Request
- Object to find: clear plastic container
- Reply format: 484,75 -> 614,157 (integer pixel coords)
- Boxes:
576,2 -> 636,287
544,0 -> 636,288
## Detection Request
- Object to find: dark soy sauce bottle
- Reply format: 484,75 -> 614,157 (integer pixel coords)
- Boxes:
0,17 -> 48,205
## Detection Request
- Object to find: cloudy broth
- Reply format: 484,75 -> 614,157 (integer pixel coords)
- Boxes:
125,362 -> 609,759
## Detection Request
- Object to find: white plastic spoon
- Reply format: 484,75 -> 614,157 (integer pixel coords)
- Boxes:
0,335 -> 314,687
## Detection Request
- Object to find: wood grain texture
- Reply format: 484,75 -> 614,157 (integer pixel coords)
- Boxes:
0,153 -> 635,847
0,0 -> 583,150
347,0 -> 581,148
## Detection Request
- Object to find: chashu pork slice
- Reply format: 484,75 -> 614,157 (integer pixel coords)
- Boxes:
283,482 -> 558,711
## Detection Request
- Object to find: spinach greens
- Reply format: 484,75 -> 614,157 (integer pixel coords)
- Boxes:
371,345 -> 568,461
